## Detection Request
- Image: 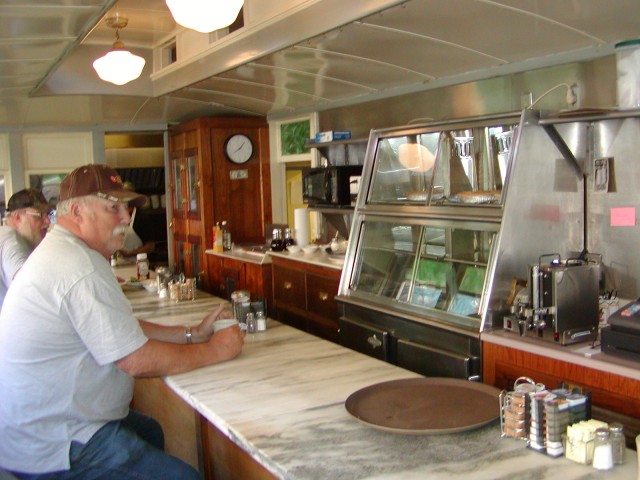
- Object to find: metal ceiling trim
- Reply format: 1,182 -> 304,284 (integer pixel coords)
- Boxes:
353,20 -> 508,64
478,0 -> 606,43
150,0 -> 407,97
29,0 -> 119,97
192,73 -> 331,102
293,44 -> 435,81
242,60 -> 378,94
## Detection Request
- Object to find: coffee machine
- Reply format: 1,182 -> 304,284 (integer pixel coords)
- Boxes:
503,255 -> 599,345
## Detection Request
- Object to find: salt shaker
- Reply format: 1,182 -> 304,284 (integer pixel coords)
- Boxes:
609,423 -> 625,465
256,311 -> 267,331
246,312 -> 257,333
592,427 -> 613,470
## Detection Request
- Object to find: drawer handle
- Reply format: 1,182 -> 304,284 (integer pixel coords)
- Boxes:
367,334 -> 382,349
284,281 -> 292,290
318,292 -> 329,301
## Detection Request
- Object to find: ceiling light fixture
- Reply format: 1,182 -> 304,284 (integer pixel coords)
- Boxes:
92,16 -> 146,86
165,0 -> 244,33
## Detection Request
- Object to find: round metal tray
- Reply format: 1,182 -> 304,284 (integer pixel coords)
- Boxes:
345,377 -> 500,434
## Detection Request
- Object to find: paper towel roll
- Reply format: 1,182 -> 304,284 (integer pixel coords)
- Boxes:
294,208 -> 309,247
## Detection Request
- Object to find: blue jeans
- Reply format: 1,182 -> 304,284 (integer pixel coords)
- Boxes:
11,411 -> 201,480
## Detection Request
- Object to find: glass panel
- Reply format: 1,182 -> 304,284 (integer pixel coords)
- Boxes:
349,219 -> 496,320
350,221 -> 418,299
366,124 -> 516,206
173,160 -> 183,211
187,155 -> 199,213
368,132 -> 440,204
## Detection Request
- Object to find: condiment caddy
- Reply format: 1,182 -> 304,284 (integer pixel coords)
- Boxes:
500,376 -> 629,472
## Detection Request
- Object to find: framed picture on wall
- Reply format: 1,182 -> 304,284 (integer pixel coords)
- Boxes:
275,114 -> 318,163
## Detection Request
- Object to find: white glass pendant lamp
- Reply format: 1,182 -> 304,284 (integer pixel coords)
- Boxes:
93,16 -> 145,86
166,0 -> 244,33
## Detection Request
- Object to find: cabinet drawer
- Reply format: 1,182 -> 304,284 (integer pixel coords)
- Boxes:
273,265 -> 305,310
306,273 -> 339,320
339,318 -> 390,362
396,338 -> 476,379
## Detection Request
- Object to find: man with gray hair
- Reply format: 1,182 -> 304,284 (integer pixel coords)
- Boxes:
0,188 -> 51,307
0,164 -> 244,479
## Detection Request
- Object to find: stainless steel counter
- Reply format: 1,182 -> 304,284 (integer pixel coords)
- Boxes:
119,272 -> 638,480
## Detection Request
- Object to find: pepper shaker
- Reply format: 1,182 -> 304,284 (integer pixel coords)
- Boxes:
246,312 -> 257,333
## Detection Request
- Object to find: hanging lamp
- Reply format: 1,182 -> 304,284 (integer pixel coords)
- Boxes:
165,0 -> 244,33
92,16 -> 146,86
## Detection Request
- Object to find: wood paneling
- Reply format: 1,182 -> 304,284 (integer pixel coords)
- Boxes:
132,378 -> 202,472
201,418 -> 276,480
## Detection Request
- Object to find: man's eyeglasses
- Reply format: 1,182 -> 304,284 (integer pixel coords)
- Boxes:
23,209 -> 55,221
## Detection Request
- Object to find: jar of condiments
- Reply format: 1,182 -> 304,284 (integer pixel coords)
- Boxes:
609,423 -> 625,465
136,253 -> 150,280
283,228 -> 295,247
592,427 -> 613,470
271,228 -> 285,251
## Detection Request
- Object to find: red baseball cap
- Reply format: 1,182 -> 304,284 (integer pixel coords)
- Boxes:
59,164 -> 146,207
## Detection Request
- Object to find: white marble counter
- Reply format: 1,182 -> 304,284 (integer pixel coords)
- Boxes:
268,249 -> 344,271
482,329 -> 640,382
123,282 -> 638,480
205,248 -> 272,265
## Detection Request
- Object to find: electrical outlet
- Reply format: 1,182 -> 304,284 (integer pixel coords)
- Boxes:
520,92 -> 533,108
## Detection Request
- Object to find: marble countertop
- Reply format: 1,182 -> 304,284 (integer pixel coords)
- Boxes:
120,274 -> 638,479
267,249 -> 344,271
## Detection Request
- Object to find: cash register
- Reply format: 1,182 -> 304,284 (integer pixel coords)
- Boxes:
601,299 -> 640,362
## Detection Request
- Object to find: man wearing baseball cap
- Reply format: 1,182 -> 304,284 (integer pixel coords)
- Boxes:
0,188 -> 52,308
0,164 -> 244,479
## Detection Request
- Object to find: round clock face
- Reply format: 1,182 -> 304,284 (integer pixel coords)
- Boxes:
224,134 -> 253,164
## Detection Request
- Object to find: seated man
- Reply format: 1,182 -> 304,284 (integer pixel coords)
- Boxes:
0,165 -> 245,479
0,188 -> 51,308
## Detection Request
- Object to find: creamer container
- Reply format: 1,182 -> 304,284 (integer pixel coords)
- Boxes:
136,253 -> 150,280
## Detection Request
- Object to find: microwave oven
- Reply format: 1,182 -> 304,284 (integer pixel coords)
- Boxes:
302,165 -> 363,206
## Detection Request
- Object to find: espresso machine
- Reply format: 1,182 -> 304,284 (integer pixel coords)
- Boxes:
503,255 -> 599,345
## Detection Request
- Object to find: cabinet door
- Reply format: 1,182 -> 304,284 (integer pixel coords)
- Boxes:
307,272 -> 340,341
338,317 -> 390,361
273,265 -> 305,310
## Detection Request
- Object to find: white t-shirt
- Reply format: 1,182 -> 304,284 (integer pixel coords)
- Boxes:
0,225 -> 31,308
0,225 -> 149,474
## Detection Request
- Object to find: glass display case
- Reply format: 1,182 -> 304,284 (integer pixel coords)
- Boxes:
335,111 -> 560,380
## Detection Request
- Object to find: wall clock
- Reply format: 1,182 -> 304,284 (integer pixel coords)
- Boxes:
224,133 -> 253,164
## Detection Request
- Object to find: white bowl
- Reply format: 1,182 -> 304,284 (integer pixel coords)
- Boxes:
286,245 -> 302,254
142,279 -> 157,293
302,244 -> 318,254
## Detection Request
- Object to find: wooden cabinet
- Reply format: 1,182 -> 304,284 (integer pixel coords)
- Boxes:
206,254 -> 273,315
483,341 -> 640,447
272,256 -> 341,342
168,117 -> 271,289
